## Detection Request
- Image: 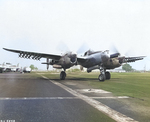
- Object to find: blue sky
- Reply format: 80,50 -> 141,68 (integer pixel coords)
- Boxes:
0,0 -> 150,70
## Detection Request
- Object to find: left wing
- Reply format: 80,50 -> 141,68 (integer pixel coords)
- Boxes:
3,48 -> 61,60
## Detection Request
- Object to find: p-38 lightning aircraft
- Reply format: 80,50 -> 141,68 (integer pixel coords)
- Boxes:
3,48 -> 145,81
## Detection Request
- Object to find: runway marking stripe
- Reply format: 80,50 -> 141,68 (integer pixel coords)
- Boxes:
0,96 -> 129,100
41,75 -> 138,122
76,89 -> 111,93
0,97 -> 79,100
91,96 -> 129,99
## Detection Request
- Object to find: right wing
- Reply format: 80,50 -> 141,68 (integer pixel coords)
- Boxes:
3,48 -> 61,61
123,56 -> 145,63
77,56 -> 88,64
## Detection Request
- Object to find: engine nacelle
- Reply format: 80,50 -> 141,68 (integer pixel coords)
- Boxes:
104,58 -> 121,69
50,59 -> 59,65
87,65 -> 100,73
69,53 -> 77,64
53,64 -> 62,69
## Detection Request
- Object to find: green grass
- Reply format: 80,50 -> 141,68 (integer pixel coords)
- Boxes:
38,71 -> 150,106
34,71 -> 150,120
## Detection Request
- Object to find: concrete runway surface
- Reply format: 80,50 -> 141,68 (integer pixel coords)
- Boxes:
0,72 -> 142,122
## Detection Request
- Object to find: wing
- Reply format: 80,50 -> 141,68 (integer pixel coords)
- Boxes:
3,48 -> 61,60
122,56 -> 145,63
77,56 -> 88,64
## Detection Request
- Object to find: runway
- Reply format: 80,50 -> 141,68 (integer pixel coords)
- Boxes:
0,72 -> 115,122
0,72 -> 141,122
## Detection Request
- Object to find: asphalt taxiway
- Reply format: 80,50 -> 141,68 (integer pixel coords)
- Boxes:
0,72 -> 143,122
0,72 -> 115,122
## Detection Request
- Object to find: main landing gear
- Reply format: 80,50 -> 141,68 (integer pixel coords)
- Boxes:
60,71 -> 66,80
98,66 -> 111,82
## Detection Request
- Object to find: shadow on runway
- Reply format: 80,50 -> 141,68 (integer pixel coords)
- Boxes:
49,77 -> 121,82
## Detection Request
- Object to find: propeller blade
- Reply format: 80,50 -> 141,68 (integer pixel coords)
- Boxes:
56,41 -> 70,53
109,43 -> 119,54
47,58 -> 49,70
80,65 -> 83,71
77,42 -> 90,55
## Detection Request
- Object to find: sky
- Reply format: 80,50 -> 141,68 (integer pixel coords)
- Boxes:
0,0 -> 150,70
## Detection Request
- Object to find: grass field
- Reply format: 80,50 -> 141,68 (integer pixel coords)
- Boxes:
35,71 -> 150,121
37,71 -> 150,104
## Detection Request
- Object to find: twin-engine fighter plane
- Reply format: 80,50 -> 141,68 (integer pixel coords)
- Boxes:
3,48 -> 145,81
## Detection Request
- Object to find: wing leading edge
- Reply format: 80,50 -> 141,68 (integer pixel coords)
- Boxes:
3,48 -> 61,61
123,56 -> 145,63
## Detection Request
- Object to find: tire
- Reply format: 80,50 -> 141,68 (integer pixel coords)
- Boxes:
60,71 -> 66,80
105,72 -> 111,80
98,74 -> 106,82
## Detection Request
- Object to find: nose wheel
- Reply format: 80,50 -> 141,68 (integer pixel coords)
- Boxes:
60,71 -> 66,80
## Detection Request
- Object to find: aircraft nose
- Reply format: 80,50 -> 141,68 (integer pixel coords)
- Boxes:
70,54 -> 77,63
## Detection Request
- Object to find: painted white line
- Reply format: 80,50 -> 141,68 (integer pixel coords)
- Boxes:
90,96 -> 129,99
64,82 -> 77,86
0,97 -> 79,100
0,96 -> 129,100
76,89 -> 111,93
42,76 -> 49,80
41,75 -> 138,122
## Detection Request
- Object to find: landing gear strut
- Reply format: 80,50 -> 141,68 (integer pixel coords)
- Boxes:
60,71 -> 66,80
98,66 -> 106,82
98,66 -> 111,81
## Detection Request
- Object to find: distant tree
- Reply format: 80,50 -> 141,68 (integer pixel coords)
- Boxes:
34,67 -> 38,71
30,64 -> 38,71
30,65 -> 34,70
122,64 -> 133,72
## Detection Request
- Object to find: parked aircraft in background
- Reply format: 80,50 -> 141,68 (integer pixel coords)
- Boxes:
3,48 -> 145,81
20,67 -> 31,73
0,63 -> 5,73
0,62 -> 20,73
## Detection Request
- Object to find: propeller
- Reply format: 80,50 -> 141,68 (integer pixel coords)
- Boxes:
56,41 -> 70,53
47,58 -> 49,70
109,44 -> 121,58
76,42 -> 90,56
80,65 -> 83,71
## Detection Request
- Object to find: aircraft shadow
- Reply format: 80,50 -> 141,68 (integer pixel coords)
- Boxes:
49,77 -> 121,82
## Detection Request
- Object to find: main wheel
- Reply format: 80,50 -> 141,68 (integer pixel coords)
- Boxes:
60,71 -> 66,80
98,74 -> 106,82
105,72 -> 111,80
